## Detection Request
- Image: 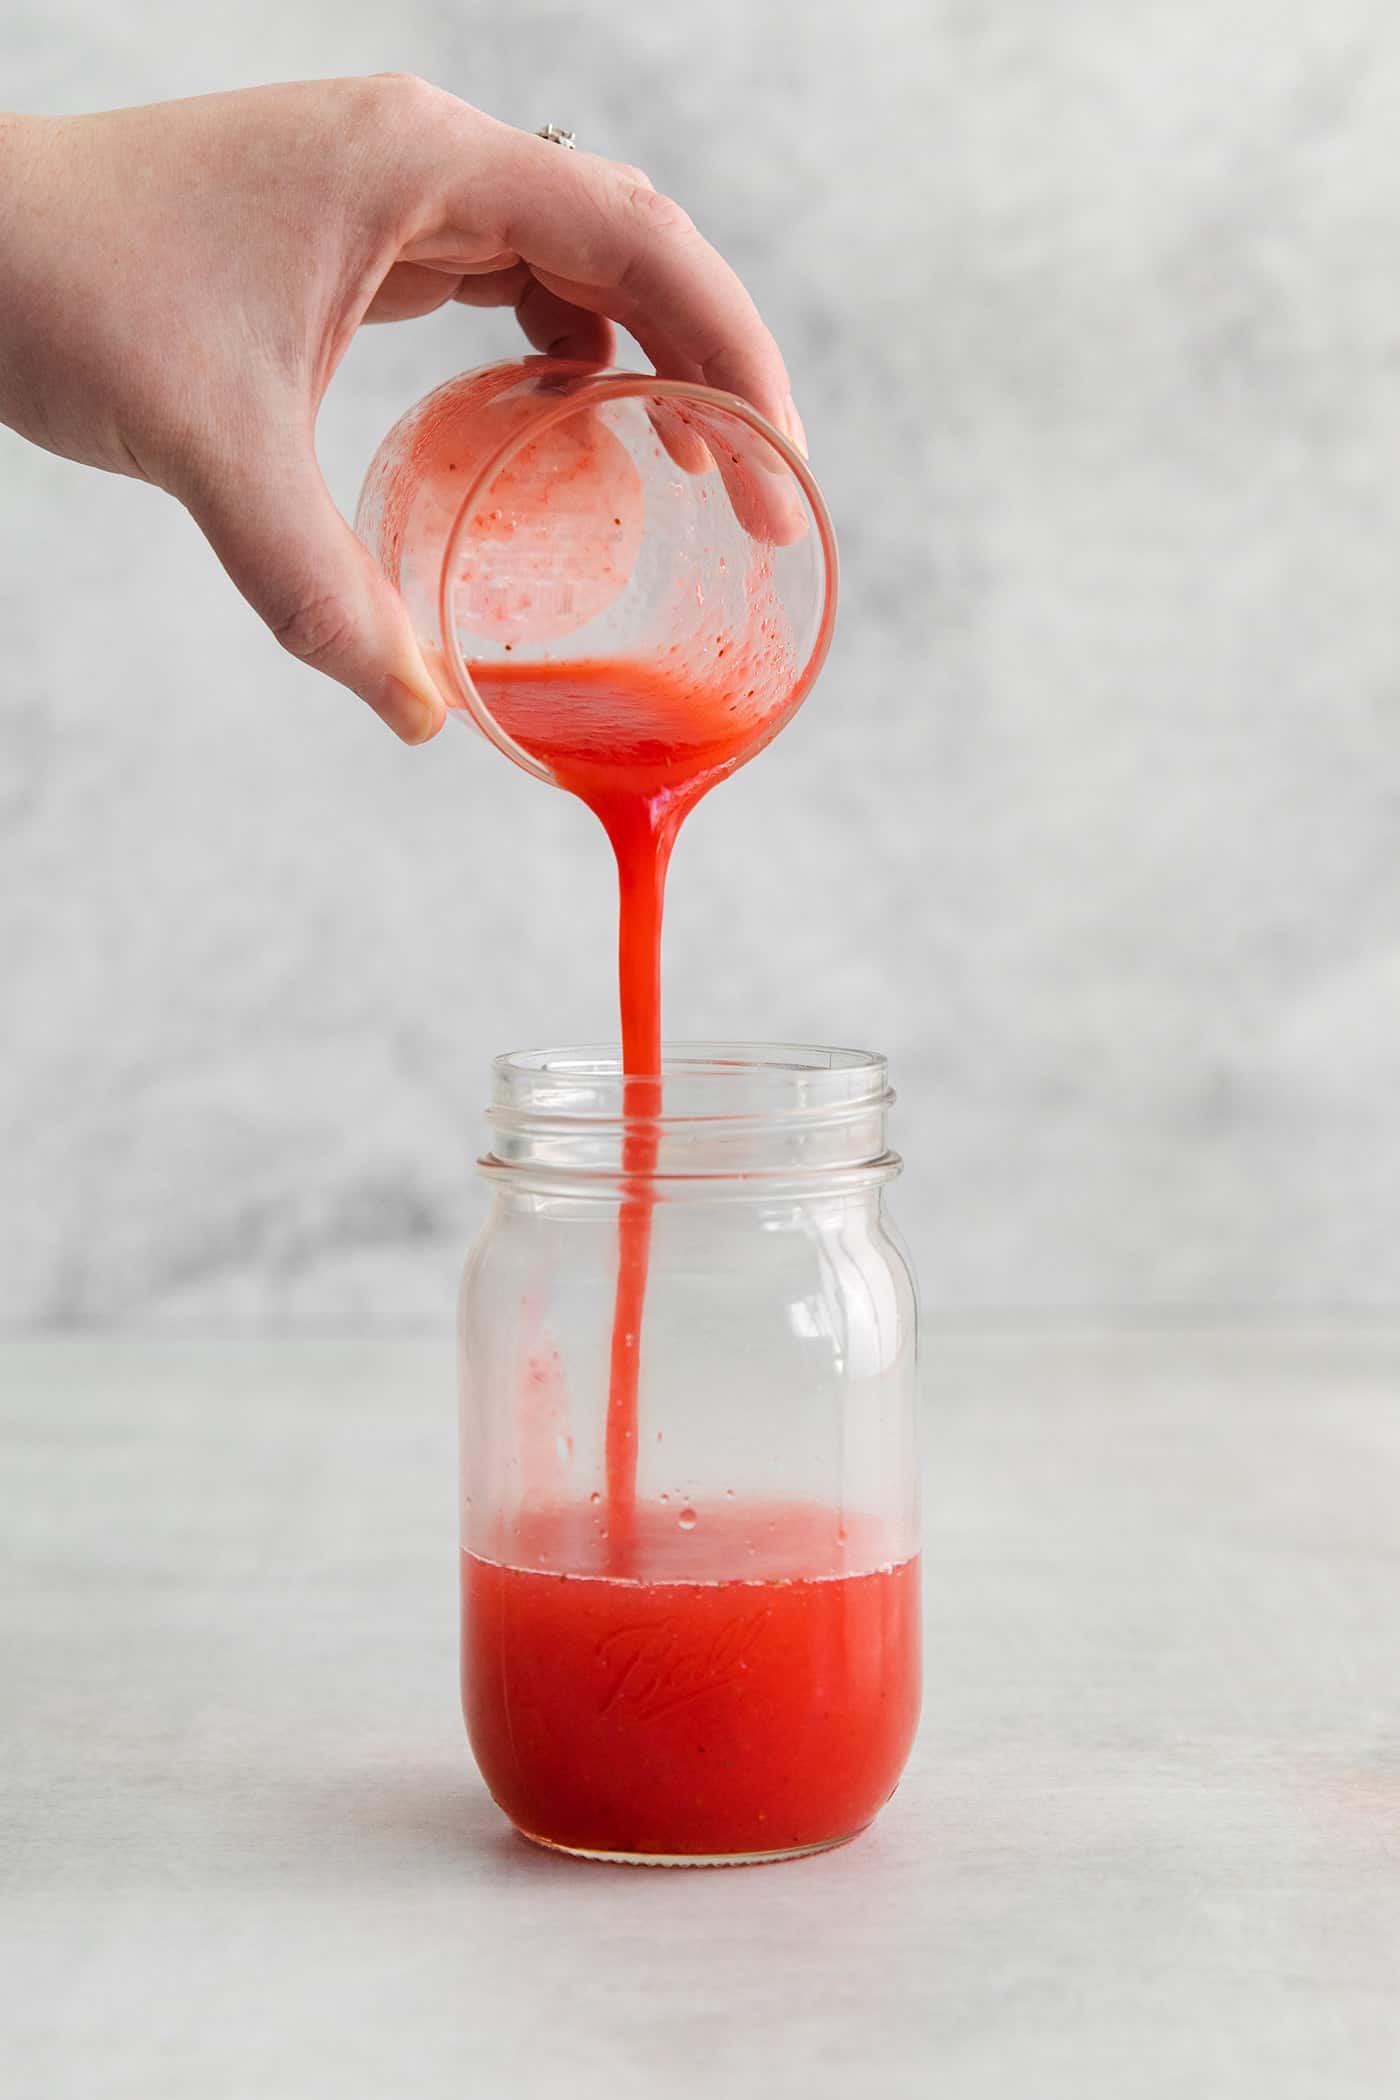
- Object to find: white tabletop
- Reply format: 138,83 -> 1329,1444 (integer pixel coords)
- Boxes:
2,1333 -> 1397,2098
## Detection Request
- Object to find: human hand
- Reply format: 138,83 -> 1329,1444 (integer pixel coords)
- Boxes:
0,79 -> 803,741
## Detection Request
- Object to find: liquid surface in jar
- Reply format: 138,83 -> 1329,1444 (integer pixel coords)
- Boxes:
461,1500 -> 921,1860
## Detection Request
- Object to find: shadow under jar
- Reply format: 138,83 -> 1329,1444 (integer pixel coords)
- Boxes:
459,1045 -> 922,1866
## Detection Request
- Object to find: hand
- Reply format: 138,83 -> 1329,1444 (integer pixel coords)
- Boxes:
0,78 -> 804,742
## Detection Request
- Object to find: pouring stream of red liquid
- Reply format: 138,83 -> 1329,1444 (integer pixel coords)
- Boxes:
471,657 -> 771,1567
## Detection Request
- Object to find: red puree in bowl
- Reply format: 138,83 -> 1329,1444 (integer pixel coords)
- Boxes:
462,634 -> 917,1857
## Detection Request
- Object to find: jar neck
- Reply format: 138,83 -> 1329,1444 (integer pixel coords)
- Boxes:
480,1044 -> 900,1198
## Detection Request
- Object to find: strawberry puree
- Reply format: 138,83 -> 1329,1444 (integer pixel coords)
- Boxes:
472,655 -> 789,1565
462,1502 -> 920,1860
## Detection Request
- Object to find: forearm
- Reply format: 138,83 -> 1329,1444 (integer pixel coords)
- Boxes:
0,113 -> 52,449
0,109 -> 39,251
0,112 -> 113,471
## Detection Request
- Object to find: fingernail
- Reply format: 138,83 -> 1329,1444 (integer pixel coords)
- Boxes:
377,674 -> 443,744
782,393 -> 809,460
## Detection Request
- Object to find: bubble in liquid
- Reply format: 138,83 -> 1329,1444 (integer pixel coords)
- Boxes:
678,1507 -> 697,1531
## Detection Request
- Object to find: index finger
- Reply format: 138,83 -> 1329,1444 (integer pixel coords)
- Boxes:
464,122 -> 800,448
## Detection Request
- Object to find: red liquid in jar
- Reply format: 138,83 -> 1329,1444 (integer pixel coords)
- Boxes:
462,1502 -> 921,1860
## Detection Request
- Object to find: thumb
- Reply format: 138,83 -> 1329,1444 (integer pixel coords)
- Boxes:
181,436 -> 448,743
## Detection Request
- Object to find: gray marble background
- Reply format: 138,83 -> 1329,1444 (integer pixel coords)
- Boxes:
4,0 -> 1400,1330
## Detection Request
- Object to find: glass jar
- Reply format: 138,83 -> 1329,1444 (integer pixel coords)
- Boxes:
458,1044 -> 921,1866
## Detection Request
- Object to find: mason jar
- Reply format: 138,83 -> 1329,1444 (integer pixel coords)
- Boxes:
458,1044 -> 921,1866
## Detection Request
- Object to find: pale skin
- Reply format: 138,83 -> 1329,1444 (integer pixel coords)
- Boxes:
0,75 -> 805,743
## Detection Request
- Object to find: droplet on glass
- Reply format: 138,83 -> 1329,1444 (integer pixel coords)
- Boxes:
678,1507 -> 697,1531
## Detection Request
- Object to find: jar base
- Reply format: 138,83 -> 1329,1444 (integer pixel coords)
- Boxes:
513,1825 -> 868,1868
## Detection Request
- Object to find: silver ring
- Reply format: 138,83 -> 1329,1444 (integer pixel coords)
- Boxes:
536,124 -> 577,150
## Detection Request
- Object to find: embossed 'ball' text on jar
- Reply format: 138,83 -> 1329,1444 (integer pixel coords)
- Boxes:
458,1044 -> 922,1867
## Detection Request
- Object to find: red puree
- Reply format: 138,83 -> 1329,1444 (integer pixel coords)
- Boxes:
462,1503 -> 920,1859
462,653 -> 916,1857
472,655 -> 777,1568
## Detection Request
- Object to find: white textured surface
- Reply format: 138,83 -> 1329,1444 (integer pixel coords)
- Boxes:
3,1333 -> 1398,2097
6,4 -> 1400,1325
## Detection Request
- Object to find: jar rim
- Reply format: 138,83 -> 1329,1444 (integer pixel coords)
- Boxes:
482,1043 -> 899,1195
489,1041 -> 890,1123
